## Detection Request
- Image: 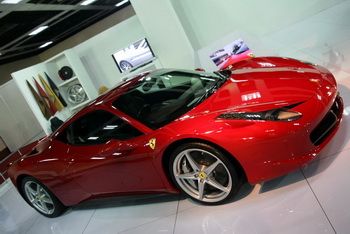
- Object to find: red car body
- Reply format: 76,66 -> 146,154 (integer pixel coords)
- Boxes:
8,57 -> 343,209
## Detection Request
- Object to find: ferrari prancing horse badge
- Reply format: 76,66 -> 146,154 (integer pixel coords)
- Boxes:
149,138 -> 156,150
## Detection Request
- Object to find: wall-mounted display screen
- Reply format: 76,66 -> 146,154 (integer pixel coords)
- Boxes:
209,38 -> 254,69
112,38 -> 155,73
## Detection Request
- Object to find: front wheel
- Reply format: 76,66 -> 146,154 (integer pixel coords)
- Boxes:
169,143 -> 242,205
21,177 -> 66,218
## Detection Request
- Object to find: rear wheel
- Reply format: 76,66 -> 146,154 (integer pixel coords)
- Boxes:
169,143 -> 241,204
21,176 -> 66,218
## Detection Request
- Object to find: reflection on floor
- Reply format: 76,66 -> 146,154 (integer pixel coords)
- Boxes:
1,1 -> 350,233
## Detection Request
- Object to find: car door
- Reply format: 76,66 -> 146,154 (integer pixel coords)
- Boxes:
57,109 -> 164,195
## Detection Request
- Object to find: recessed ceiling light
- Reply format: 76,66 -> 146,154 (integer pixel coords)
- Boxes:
1,0 -> 23,4
29,26 -> 49,36
80,0 -> 97,6
116,0 -> 129,7
39,41 -> 53,48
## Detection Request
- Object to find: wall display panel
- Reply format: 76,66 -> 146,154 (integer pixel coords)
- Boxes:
195,30 -> 277,72
44,50 -> 97,112
209,38 -> 254,70
12,49 -> 98,135
112,38 -> 156,73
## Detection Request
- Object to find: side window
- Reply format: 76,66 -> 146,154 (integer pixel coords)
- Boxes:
57,110 -> 143,145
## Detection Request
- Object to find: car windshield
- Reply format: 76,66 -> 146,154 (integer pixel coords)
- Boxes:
112,70 -> 223,129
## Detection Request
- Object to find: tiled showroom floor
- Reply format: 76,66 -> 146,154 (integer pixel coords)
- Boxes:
1,1 -> 350,233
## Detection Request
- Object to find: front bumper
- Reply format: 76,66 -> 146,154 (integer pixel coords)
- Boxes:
244,94 -> 344,184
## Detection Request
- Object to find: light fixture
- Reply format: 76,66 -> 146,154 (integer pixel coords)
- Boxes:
80,0 -> 97,5
1,0 -> 23,4
29,26 -> 49,36
116,0 -> 129,7
39,41 -> 53,48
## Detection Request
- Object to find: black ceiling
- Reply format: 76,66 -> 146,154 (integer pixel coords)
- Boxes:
0,0 -> 131,65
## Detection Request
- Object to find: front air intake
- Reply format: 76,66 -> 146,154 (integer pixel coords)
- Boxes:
310,96 -> 342,146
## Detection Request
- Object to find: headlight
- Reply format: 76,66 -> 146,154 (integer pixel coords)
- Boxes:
216,103 -> 303,122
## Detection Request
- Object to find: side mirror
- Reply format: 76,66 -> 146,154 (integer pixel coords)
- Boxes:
99,139 -> 137,157
195,68 -> 206,71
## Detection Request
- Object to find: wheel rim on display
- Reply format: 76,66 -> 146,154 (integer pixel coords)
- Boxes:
24,181 -> 55,215
67,84 -> 86,104
173,148 -> 232,203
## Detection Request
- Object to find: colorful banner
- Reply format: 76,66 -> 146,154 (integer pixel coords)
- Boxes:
39,74 -> 64,111
26,80 -> 52,120
45,72 -> 67,107
33,77 -> 57,115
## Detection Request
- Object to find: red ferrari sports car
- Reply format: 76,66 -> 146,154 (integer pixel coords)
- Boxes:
8,57 -> 343,217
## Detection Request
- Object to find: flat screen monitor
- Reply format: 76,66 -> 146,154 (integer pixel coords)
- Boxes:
209,38 -> 254,69
112,38 -> 155,73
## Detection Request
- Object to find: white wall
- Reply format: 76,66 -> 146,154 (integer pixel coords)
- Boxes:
73,0 -> 200,91
130,0 -> 195,70
170,0 -> 345,49
64,0 -> 346,88
73,16 -> 148,88
0,80 -> 45,152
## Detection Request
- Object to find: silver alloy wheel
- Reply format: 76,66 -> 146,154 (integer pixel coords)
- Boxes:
24,181 -> 55,215
67,84 -> 86,104
173,148 -> 232,203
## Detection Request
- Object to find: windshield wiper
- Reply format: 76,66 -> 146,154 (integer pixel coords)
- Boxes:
194,75 -> 228,106
214,70 -> 231,79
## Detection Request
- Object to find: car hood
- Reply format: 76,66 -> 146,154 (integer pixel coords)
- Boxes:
196,59 -> 327,113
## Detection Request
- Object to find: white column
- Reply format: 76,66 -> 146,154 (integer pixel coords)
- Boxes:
130,0 -> 195,69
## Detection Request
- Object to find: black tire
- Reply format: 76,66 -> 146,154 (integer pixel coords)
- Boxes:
169,142 -> 241,205
21,176 -> 66,218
